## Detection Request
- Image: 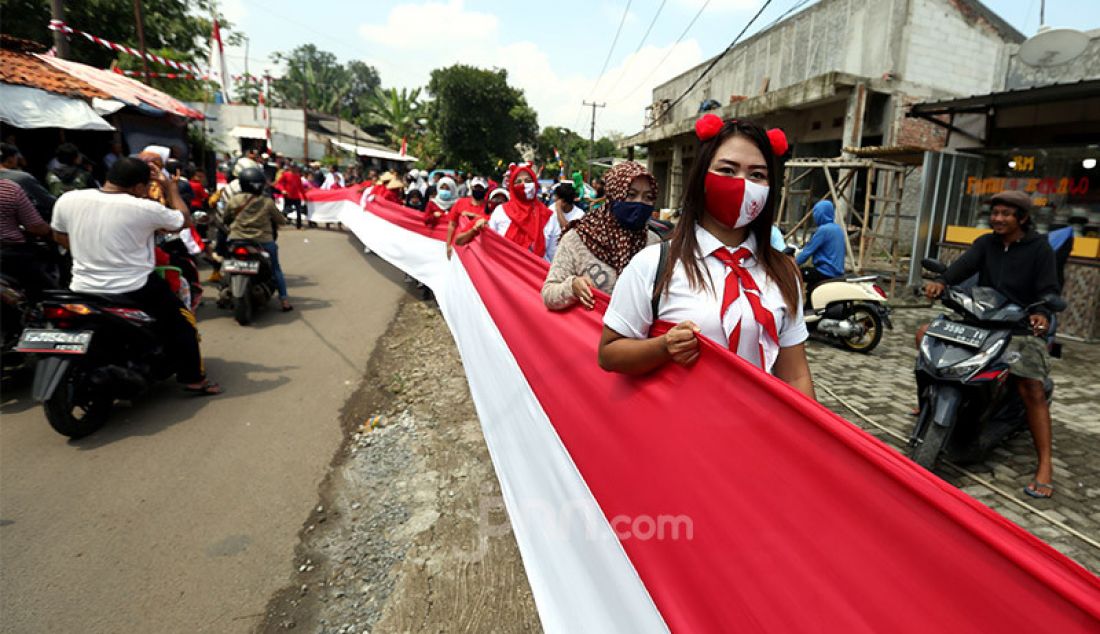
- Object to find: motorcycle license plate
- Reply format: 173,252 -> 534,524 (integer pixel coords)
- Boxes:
926,320 -> 988,349
15,329 -> 93,354
223,259 -> 260,274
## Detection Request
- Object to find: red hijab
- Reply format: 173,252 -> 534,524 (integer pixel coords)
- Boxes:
500,164 -> 552,256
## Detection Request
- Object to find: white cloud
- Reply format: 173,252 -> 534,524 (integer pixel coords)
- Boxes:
356,0 -> 704,136
221,0 -> 248,23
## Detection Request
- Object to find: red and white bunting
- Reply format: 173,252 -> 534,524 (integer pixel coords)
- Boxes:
48,19 -> 202,75
111,67 -> 264,83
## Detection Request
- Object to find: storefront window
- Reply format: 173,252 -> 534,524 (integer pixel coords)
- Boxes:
959,146 -> 1100,236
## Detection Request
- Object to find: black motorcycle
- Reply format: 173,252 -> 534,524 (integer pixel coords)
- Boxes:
15,290 -> 174,438
1,273 -> 31,376
220,239 -> 276,325
907,259 -> 1065,469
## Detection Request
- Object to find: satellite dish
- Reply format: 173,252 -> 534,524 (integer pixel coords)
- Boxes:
1018,26 -> 1089,67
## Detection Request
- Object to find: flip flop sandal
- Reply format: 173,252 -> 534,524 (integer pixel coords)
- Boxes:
1023,481 -> 1054,499
183,380 -> 223,396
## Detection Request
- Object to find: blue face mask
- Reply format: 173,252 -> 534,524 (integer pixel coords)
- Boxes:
438,188 -> 455,201
611,200 -> 654,230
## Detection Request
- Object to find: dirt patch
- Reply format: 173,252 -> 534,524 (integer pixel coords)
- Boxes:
257,297 -> 540,633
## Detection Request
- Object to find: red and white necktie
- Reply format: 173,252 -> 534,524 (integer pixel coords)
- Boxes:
711,247 -> 779,370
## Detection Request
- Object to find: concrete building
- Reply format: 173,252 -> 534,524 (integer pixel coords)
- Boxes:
619,0 -> 1024,220
188,102 -> 414,170
903,29 -> 1100,340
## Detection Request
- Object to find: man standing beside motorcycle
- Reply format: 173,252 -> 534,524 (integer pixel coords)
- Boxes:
922,190 -> 1059,499
50,157 -> 222,396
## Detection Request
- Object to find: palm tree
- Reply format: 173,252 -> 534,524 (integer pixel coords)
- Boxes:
361,87 -> 423,147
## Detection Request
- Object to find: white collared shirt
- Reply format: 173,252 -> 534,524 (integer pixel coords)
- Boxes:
488,207 -> 560,261
604,225 -> 807,372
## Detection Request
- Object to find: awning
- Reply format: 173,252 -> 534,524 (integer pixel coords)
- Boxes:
332,140 -> 416,162
36,54 -> 204,120
907,79 -> 1100,116
0,83 -> 114,131
228,125 -> 268,140
91,97 -> 127,116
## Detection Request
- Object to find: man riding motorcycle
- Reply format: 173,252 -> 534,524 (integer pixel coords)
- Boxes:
224,168 -> 292,312
0,180 -> 54,300
49,157 -> 222,395
920,190 -> 1059,498
795,200 -> 845,287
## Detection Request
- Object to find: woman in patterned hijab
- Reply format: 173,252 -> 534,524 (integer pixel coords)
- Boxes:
541,161 -> 658,311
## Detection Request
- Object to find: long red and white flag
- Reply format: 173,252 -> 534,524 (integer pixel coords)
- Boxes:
207,19 -> 232,104
305,189 -> 1100,633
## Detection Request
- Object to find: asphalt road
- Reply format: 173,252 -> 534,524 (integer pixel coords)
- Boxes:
0,229 -> 408,633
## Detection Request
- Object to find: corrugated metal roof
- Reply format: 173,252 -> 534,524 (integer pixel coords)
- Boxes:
908,79 -> 1100,115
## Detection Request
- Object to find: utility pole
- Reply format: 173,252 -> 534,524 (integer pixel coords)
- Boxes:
302,79 -> 310,161
49,0 -> 70,59
582,100 -> 605,182
131,0 -> 152,83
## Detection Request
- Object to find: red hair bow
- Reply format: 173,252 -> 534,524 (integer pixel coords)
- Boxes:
695,113 -> 790,158
695,113 -> 723,141
766,128 -> 789,157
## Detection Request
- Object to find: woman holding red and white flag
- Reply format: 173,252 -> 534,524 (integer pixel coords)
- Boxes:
487,163 -> 555,259
599,116 -> 814,398
541,161 -> 657,311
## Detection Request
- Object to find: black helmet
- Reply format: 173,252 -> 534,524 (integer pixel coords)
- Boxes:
238,167 -> 265,194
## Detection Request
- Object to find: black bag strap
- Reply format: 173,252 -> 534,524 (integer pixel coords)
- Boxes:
651,238 -> 669,320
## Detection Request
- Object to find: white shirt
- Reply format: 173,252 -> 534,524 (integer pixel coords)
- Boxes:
487,206 -> 561,262
544,205 -> 585,263
321,172 -> 345,190
604,225 -> 807,372
51,189 -> 184,294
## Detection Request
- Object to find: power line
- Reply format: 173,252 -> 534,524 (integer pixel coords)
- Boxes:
660,0 -> 775,116
589,0 -> 634,98
596,0 -> 668,101
618,0 -> 711,102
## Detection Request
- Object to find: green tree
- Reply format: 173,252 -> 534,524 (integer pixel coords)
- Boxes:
270,45 -> 379,118
0,0 -> 236,100
534,127 -> 623,181
360,87 -> 423,147
427,64 -> 538,174
231,74 -> 263,106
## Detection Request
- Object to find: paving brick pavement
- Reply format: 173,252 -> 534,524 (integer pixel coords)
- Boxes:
805,306 -> 1100,574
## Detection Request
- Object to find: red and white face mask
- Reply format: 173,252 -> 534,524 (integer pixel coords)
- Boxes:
704,173 -> 769,229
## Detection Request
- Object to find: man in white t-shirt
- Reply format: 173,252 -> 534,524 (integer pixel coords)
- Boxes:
50,157 -> 221,395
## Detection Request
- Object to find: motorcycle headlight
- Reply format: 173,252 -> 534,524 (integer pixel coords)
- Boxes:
944,338 -> 1005,378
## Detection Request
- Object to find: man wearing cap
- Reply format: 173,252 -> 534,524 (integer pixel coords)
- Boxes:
922,190 -> 1060,499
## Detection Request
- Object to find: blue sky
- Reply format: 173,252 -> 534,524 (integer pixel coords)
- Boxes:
219,0 -> 1099,135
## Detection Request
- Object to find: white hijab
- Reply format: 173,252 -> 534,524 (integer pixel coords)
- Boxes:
433,176 -> 457,210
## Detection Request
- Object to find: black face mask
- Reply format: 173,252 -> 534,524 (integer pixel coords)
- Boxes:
472,188 -> 486,201
611,200 -> 654,230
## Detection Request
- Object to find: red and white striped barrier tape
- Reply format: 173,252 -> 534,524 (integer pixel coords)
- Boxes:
48,19 -> 202,75
110,67 -> 265,83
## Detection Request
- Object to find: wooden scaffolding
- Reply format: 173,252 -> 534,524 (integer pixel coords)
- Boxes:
777,157 -> 915,295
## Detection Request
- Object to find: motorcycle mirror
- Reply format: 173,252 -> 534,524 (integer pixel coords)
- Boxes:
921,258 -> 947,274
1043,295 -> 1068,313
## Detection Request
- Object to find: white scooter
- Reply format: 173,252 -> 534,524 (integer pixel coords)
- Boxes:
802,275 -> 893,353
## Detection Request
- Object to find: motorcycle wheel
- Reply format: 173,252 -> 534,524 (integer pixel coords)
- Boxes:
909,406 -> 951,470
840,303 -> 884,353
234,292 -> 253,325
43,364 -> 112,439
